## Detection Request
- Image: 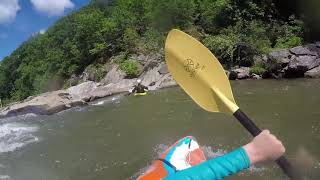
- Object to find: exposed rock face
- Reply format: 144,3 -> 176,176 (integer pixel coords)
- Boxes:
231,67 -> 250,79
68,81 -> 98,101
284,56 -> 320,78
89,79 -> 136,101
158,64 -> 169,74
0,90 -> 85,118
288,56 -> 320,70
264,42 -> 320,78
101,65 -> 125,85
0,61 -> 177,118
269,49 -> 291,65
289,46 -> 318,56
141,65 -> 162,86
305,66 -> 320,78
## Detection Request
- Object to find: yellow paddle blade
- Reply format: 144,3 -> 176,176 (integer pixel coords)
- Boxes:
165,29 -> 239,114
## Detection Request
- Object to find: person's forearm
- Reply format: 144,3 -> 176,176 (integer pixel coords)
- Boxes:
164,147 -> 250,180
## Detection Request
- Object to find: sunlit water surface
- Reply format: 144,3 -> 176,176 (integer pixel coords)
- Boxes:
0,79 -> 319,180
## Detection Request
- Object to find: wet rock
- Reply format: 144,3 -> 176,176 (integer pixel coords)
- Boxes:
89,79 -> 136,101
228,71 -> 237,80
0,90 -> 84,118
251,73 -> 262,79
284,66 -> 308,78
232,67 -> 250,79
305,66 -> 320,78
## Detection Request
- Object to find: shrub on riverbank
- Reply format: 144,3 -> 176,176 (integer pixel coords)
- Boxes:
120,60 -> 140,78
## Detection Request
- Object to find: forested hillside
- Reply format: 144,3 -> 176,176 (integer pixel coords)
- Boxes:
0,0 -> 317,104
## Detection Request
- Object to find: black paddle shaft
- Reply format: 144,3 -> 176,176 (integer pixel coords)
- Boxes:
233,109 -> 301,180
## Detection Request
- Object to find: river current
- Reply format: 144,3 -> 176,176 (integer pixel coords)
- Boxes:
0,79 -> 319,179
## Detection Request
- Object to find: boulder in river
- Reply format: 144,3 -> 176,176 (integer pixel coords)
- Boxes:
89,79 -> 136,101
284,56 -> 320,78
305,66 -> 320,78
231,67 -> 250,79
0,90 -> 85,118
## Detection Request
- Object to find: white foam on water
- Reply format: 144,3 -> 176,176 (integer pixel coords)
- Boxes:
92,101 -> 104,106
0,123 -> 39,153
0,175 -> 10,180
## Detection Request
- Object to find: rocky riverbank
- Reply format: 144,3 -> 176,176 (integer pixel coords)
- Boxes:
0,62 -> 176,119
229,42 -> 320,80
1,42 -> 319,118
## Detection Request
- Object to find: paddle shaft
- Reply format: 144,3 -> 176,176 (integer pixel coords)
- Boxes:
233,109 -> 301,180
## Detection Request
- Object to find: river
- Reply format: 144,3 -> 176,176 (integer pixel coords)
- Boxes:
0,79 -> 319,180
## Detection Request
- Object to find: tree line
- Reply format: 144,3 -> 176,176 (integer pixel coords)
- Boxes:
0,0 -> 316,104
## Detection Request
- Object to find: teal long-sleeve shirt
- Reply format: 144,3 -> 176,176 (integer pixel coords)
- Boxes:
164,147 -> 251,180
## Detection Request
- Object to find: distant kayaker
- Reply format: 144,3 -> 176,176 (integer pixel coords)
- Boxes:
131,79 -> 148,94
164,130 -> 285,180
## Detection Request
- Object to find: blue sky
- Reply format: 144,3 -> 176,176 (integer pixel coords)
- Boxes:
0,0 -> 90,61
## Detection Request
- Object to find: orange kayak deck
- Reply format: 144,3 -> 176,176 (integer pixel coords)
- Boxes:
138,136 -> 206,180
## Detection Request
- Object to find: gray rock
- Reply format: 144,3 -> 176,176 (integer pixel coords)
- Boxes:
316,42 -> 320,48
289,46 -> 318,56
251,73 -> 262,79
305,44 -> 320,57
101,65 -> 125,85
135,54 -> 148,62
262,55 -> 268,63
289,56 -> 320,70
305,66 -> 320,78
81,66 -> 99,82
232,67 -> 250,79
0,90 -> 84,118
141,66 -> 162,86
158,64 -> 169,74
89,79 -> 136,101
68,81 -> 98,101
269,50 -> 291,64
228,71 -> 237,80
69,74 -> 80,86
158,74 -> 177,89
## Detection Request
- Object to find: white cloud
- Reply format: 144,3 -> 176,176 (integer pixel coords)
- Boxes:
0,0 -> 20,24
39,29 -> 45,34
30,0 -> 74,16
